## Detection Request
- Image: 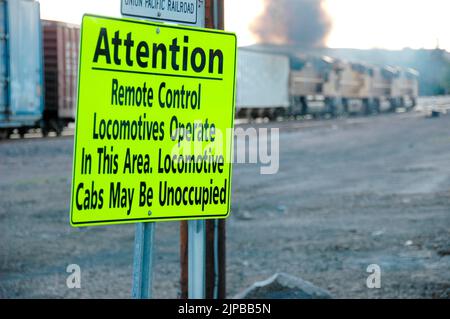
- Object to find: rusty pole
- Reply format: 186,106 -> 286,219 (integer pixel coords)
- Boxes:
180,221 -> 188,298
180,0 -> 226,299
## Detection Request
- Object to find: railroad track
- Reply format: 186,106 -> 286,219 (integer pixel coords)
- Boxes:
2,98 -> 449,143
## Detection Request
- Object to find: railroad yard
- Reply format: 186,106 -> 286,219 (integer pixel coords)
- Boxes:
1,107 -> 449,298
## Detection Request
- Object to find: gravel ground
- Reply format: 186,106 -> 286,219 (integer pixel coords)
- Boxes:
0,111 -> 449,298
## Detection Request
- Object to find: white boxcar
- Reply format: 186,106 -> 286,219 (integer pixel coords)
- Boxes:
236,49 -> 290,117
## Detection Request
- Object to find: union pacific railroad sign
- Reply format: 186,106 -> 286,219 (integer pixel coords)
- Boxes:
70,15 -> 237,226
121,0 -> 202,26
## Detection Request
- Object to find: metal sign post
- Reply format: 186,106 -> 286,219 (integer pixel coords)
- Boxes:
188,1 -> 207,301
188,220 -> 206,298
132,222 -> 155,298
122,2 -> 156,298
179,0 -> 226,300
126,1 -> 208,300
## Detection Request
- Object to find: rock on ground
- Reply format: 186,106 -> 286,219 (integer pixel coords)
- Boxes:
233,273 -> 332,299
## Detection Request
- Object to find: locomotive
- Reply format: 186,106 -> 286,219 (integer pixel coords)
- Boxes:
236,48 -> 419,120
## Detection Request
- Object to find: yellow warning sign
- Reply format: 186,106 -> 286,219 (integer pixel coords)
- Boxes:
70,15 -> 236,226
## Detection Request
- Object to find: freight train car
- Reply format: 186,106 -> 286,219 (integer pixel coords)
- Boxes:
42,20 -> 80,136
0,0 -> 43,138
236,48 -> 290,119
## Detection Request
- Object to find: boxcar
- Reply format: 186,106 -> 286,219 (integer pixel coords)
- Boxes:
236,48 -> 290,119
0,0 -> 43,138
42,20 -> 80,135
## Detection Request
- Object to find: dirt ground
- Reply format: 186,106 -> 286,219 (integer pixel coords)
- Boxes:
0,111 -> 449,298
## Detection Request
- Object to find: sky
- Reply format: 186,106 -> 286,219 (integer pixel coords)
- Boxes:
38,0 -> 450,51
